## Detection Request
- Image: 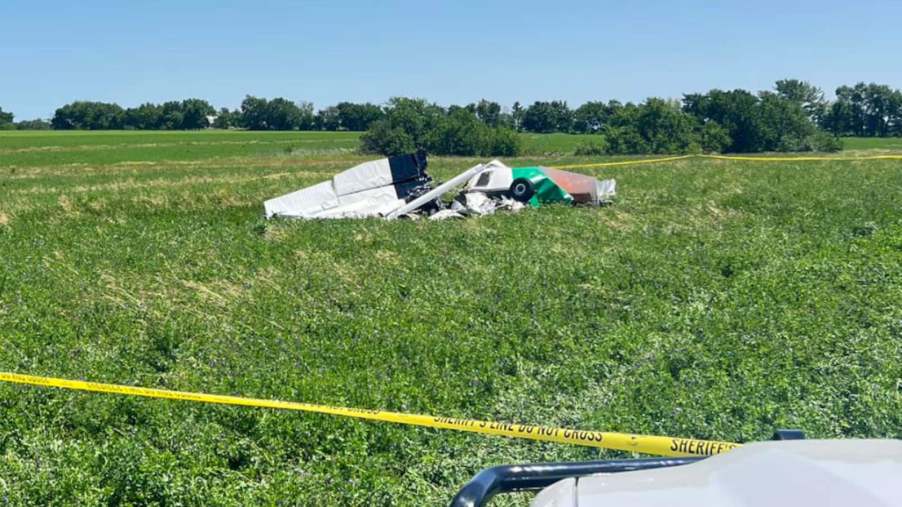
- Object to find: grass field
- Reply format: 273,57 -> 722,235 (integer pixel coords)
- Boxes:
1,131 -> 900,505
841,136 -> 902,151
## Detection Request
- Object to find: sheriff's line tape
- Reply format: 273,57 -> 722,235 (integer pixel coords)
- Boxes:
701,154 -> 902,162
554,155 -> 694,169
552,153 -> 902,169
0,371 -> 739,457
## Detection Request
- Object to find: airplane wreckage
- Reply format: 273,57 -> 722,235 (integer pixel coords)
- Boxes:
263,152 -> 616,220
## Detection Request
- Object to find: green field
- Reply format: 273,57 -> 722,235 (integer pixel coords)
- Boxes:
841,136 -> 902,151
1,131 -> 900,505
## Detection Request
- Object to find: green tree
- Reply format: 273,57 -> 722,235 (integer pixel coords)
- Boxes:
634,98 -> 701,153
179,99 -> 215,129
522,101 -> 572,133
379,98 -> 444,149
428,108 -> 520,156
699,121 -> 730,153
265,98 -> 305,130
511,101 -> 524,131
239,96 -> 270,130
0,107 -> 13,128
359,122 -> 416,155
238,96 -> 313,130
359,99 -> 519,156
121,100 -> 212,130
51,101 -> 125,130
522,102 -> 554,133
602,125 -> 649,154
606,102 -> 641,128
359,98 -> 443,155
471,99 -> 502,127
890,90 -> 902,136
15,118 -> 52,130
603,98 -> 701,155
427,108 -> 491,156
757,91 -> 816,151
685,88 -> 834,152
683,89 -> 763,152
831,84 -> 867,136
775,79 -> 826,123
336,102 -> 384,131
572,100 -> 621,133
211,108 -> 236,129
316,106 -> 341,131
124,103 -> 163,129
488,127 -> 521,156
820,83 -> 901,137
523,101 -> 555,132
862,83 -> 898,137
159,101 -> 185,130
292,101 -> 316,130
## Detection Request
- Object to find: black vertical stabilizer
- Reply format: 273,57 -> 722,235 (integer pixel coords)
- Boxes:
387,151 -> 429,183
388,151 -> 431,199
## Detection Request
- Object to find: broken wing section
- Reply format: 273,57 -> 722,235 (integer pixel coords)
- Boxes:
264,152 -> 429,219
263,180 -> 339,219
332,151 -> 428,196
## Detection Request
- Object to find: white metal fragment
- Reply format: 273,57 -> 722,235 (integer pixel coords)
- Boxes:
428,209 -> 466,221
386,163 -> 487,219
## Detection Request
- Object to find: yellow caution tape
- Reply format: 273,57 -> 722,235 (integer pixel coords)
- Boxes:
554,155 -> 694,169
552,153 -> 902,169
702,154 -> 902,162
0,371 -> 739,457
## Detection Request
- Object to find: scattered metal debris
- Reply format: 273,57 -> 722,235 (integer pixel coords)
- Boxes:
264,153 -> 616,220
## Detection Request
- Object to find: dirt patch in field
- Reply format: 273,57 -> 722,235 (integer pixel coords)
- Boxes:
57,194 -> 79,216
599,209 -> 638,231
263,224 -> 289,242
183,279 -> 246,308
374,250 -> 401,265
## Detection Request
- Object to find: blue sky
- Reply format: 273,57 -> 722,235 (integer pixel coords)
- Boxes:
2,0 -> 901,119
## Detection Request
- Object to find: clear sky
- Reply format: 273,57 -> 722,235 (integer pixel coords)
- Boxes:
2,0 -> 901,120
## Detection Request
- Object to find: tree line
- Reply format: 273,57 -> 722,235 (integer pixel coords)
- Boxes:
2,80 -> 900,156
0,97 -> 385,132
359,82 -> 852,157
24,97 -> 385,132
360,98 -> 519,157
509,80 -> 902,139
1,80 -> 897,136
